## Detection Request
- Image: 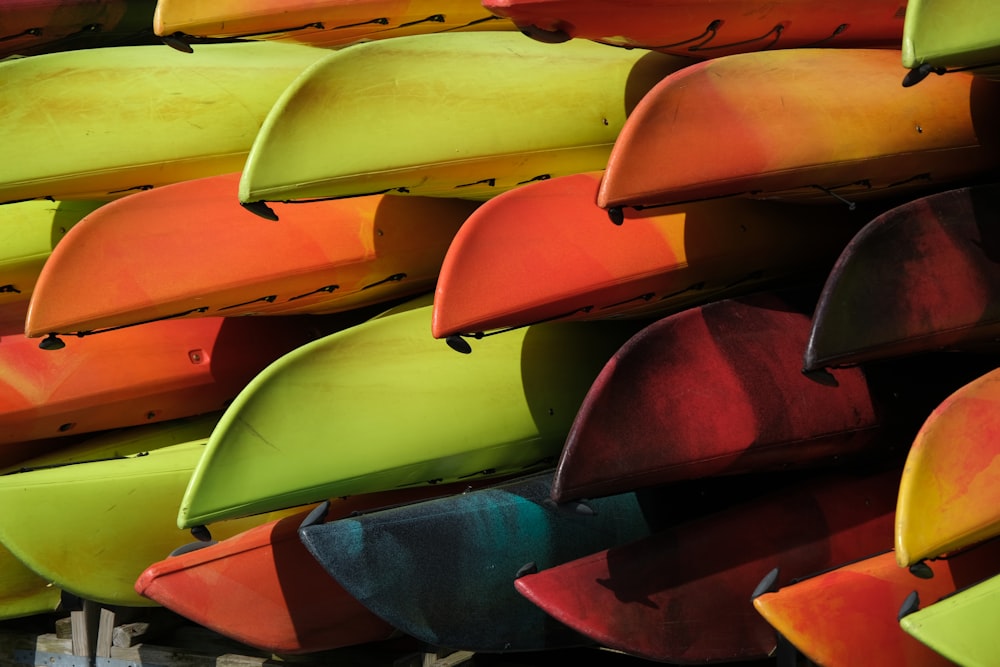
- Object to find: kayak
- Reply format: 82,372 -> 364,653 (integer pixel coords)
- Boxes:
482,0 -> 907,58
153,0 -> 515,51
0,41 -> 327,204
178,294 -> 643,529
596,48 -> 1000,215
431,171 -> 871,342
238,32 -> 693,213
25,172 -> 477,337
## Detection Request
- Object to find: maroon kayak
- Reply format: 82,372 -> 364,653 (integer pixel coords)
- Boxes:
551,290 -> 981,504
516,465 -> 900,664
804,184 -> 1000,372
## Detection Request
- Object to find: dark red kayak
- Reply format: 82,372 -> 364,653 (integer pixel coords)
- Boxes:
804,184 -> 1000,372
516,465 -> 900,664
551,289 -> 984,504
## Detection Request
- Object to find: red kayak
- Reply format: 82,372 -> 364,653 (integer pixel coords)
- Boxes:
550,290 -> 982,504
0,0 -> 159,59
0,314 -> 338,447
431,171 -> 868,343
753,538 -> 1000,666
136,482 -> 493,654
805,184 -> 1000,371
515,465 -> 900,663
482,0 -> 907,57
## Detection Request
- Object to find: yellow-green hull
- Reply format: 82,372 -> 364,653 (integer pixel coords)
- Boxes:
0,41 -> 326,204
178,294 -> 643,528
238,32 -> 692,207
901,569 -> 1000,666
902,0 -> 1000,81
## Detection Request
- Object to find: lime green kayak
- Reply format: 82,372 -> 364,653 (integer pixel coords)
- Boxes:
902,0 -> 1000,84
0,413 -> 305,607
238,32 -> 692,213
0,41 -> 326,204
900,566 -> 1000,666
178,294 -> 642,529
0,413 -> 220,615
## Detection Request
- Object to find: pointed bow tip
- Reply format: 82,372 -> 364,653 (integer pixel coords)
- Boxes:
240,200 -> 280,221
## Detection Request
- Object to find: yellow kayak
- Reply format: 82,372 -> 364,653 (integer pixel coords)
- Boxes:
902,0 -> 1000,85
895,367 -> 1000,566
238,32 -> 693,215
0,41 -> 327,204
153,0 -> 515,51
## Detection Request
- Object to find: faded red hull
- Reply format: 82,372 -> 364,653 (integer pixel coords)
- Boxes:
551,291 -> 975,504
753,539 -> 1000,666
483,0 -> 906,57
136,483 -> 489,654
515,466 -> 900,663
431,171 -> 869,341
805,184 -> 1000,371
597,48 -> 1000,213
0,315 -> 336,446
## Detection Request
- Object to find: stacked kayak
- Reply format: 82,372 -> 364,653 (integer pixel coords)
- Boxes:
7,2 -> 1000,666
0,41 -> 326,204
25,172 -> 478,337
152,0 -> 515,50
237,31 -> 693,213
0,0 -> 159,59
177,294 -> 643,529
431,171 -> 872,342
805,184 -> 1000,371
902,0 -> 1000,85
597,48 -> 1000,215
754,539 -> 1000,666
482,0 -> 908,56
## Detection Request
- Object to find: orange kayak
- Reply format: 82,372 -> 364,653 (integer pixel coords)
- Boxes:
597,48 -> 1000,216
432,171 -> 871,342
153,0 -> 515,51
482,0 -> 907,57
896,366 -> 1000,567
0,315 -> 331,447
25,172 -> 477,338
753,539 -> 1000,666
136,480 -> 500,654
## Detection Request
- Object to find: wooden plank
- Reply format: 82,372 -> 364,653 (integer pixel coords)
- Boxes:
95,608 -> 115,659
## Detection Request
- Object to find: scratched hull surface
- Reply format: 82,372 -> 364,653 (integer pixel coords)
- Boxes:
238,32 -> 693,208
431,171 -> 871,341
0,315 -> 331,447
596,48 -> 1000,213
895,367 -> 1000,567
515,466 -> 900,664
900,569 -> 1000,666
902,0 -> 1000,83
153,0 -> 515,50
551,290 -> 989,503
0,0 -> 159,59
0,436 -> 310,607
483,0 -> 907,58
298,471 -> 699,652
25,172 -> 477,338
178,295 -> 643,529
804,184 -> 1000,372
756,541 -> 1000,666
0,41 -> 327,205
